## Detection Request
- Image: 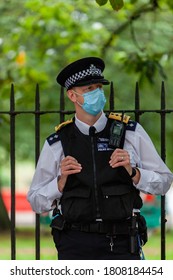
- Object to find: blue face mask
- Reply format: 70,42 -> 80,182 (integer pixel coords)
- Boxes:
75,88 -> 106,116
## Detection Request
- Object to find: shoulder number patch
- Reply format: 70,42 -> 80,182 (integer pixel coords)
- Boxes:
47,132 -> 59,146
126,120 -> 137,131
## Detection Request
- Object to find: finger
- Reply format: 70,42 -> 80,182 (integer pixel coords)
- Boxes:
109,152 -> 130,167
61,156 -> 81,168
66,156 -> 81,164
60,156 -> 82,175
110,148 -> 123,159
62,163 -> 82,171
64,155 -> 77,161
63,169 -> 82,176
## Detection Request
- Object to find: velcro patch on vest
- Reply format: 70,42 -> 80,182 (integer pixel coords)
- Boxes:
47,132 -> 59,145
97,138 -> 113,151
126,121 -> 137,131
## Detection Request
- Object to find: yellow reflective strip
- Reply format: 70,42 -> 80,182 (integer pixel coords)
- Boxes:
108,112 -> 130,124
55,119 -> 73,131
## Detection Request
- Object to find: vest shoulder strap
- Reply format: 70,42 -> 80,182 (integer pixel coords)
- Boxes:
47,119 -> 73,146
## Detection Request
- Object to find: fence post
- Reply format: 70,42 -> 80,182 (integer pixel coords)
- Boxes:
109,81 -> 115,111
10,84 -> 16,260
35,84 -> 41,259
134,82 -> 140,122
60,86 -> 65,123
160,81 -> 166,260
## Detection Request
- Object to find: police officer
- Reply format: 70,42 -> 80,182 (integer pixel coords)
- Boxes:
27,57 -> 173,260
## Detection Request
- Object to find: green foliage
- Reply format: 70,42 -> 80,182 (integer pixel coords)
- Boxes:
96,0 -> 124,10
110,0 -> 124,10
123,53 -> 167,84
96,0 -> 108,6
96,0 -> 173,11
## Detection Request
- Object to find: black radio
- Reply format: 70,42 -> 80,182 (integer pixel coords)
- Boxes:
109,120 -> 126,149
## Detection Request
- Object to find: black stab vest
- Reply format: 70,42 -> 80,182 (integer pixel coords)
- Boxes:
58,119 -> 142,223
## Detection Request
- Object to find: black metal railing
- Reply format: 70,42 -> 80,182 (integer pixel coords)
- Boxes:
0,81 -> 172,260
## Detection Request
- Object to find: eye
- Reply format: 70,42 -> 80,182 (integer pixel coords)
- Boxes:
83,86 -> 92,93
82,84 -> 103,93
87,86 -> 93,91
97,84 -> 103,89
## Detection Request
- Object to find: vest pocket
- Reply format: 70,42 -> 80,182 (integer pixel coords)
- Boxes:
61,188 -> 93,222
100,184 -> 135,220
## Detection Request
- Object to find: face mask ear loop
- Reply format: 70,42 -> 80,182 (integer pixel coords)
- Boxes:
72,90 -> 83,107
72,89 -> 79,94
76,101 -> 83,107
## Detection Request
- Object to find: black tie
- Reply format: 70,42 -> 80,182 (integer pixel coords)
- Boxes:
89,126 -> 96,136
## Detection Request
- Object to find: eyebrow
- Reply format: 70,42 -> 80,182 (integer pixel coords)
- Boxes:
86,83 -> 102,89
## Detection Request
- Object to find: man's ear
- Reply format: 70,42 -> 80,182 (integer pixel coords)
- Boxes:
67,89 -> 77,102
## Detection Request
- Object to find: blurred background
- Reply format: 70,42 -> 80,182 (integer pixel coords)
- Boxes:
0,0 -> 173,259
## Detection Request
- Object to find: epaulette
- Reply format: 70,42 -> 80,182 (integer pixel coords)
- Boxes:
55,119 -> 73,132
47,132 -> 59,146
126,120 -> 137,131
108,112 -> 130,124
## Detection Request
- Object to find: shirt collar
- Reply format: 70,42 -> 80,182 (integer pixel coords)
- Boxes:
74,111 -> 107,135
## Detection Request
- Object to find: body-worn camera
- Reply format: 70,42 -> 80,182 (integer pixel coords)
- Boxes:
109,120 -> 126,149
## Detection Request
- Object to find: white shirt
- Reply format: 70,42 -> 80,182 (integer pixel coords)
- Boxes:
27,112 -> 173,214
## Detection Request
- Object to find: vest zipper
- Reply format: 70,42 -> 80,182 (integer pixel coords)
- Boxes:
90,134 -> 100,219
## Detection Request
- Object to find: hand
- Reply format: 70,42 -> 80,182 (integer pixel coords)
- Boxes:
109,148 -> 132,175
58,156 -> 82,192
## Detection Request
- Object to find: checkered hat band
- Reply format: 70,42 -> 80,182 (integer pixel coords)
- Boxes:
65,65 -> 102,89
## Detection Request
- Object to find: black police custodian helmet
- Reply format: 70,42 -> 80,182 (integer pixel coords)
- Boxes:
56,57 -> 110,90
